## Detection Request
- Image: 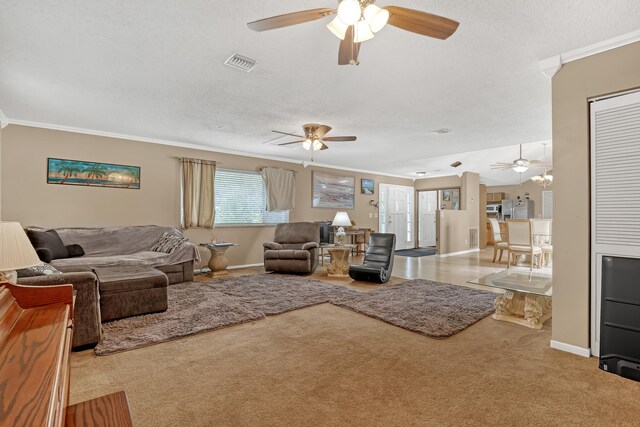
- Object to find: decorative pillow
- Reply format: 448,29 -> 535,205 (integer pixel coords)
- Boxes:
26,229 -> 69,261
66,244 -> 85,258
151,232 -> 187,254
16,262 -> 62,278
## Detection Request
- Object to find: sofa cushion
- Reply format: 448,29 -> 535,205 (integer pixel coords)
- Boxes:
151,232 -> 187,254
93,266 -> 168,294
26,229 -> 69,260
264,249 -> 311,261
16,262 -> 62,278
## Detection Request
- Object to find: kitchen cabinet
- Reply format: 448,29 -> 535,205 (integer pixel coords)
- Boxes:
487,192 -> 506,203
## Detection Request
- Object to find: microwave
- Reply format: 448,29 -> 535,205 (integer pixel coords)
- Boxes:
486,204 -> 500,213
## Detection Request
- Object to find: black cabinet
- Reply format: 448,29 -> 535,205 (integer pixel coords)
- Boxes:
599,256 -> 640,381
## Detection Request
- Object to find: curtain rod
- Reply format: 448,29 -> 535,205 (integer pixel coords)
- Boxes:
172,156 -> 218,165
258,166 -> 298,174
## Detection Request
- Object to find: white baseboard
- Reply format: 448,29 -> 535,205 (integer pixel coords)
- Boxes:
228,263 -> 264,270
436,248 -> 479,258
550,340 -> 591,358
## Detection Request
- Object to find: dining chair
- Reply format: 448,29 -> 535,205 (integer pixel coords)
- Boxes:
506,219 -> 542,271
488,218 -> 509,263
531,219 -> 552,266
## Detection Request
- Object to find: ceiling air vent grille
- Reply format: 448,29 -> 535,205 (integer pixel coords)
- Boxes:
224,53 -> 257,73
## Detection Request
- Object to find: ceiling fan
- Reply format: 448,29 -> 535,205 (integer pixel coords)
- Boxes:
491,144 -> 552,173
247,0 -> 459,65
273,123 -> 357,151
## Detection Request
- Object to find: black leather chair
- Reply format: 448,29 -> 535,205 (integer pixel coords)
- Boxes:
348,233 -> 396,283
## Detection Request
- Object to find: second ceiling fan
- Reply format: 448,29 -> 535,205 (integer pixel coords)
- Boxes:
274,124 -> 356,151
247,0 -> 459,65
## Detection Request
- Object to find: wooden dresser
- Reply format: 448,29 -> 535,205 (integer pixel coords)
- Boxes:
0,282 -> 133,427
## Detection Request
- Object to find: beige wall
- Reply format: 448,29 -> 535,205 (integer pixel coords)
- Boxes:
487,179 -> 552,218
418,172 -> 479,255
552,41 -> 640,349
479,184 -> 487,249
0,125 -> 2,220
0,125 -> 411,267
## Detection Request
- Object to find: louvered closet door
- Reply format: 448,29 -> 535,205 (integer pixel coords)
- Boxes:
591,90 -> 640,356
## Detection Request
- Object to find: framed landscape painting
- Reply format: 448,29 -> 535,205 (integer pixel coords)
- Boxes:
361,179 -> 374,195
312,171 -> 355,209
47,158 -> 141,189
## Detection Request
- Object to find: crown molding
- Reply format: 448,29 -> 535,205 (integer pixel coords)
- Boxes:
0,108 -> 8,129
540,29 -> 640,78
301,160 -> 410,180
7,119 -> 413,179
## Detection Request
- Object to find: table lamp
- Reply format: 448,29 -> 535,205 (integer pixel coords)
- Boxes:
332,212 -> 351,245
0,222 -> 42,283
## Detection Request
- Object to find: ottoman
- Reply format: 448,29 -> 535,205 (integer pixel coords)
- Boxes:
92,266 -> 169,322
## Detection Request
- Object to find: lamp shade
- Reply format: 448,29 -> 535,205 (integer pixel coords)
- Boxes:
327,16 -> 348,40
363,4 -> 389,33
332,212 -> 352,227
0,222 -> 41,271
337,0 -> 361,25
353,20 -> 374,43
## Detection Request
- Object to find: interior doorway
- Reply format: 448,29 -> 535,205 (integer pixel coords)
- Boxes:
418,190 -> 437,247
379,184 -> 414,250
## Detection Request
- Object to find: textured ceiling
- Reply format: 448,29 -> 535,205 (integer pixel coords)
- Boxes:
1,1 -> 639,182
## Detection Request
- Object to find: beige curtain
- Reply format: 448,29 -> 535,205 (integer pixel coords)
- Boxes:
259,167 -> 295,211
180,158 -> 216,228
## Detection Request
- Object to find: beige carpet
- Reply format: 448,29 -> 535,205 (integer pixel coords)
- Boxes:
71,303 -> 640,426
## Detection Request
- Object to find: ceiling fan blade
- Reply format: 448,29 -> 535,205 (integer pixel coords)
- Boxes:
277,140 -> 306,146
338,26 -> 361,65
261,134 -> 288,144
248,8 -> 336,32
319,142 -> 329,151
315,125 -> 332,138
272,130 -> 306,139
385,6 -> 459,40
323,136 -> 357,142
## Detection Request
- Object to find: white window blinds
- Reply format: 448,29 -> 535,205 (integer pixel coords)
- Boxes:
592,93 -> 640,248
214,169 -> 289,225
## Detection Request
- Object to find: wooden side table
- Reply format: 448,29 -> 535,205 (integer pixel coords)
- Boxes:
326,245 -> 355,277
199,242 -> 238,277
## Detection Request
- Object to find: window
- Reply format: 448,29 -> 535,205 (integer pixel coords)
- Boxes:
214,169 -> 289,225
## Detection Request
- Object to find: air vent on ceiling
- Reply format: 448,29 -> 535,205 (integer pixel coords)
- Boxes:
431,128 -> 451,135
450,161 -> 462,168
224,53 -> 257,73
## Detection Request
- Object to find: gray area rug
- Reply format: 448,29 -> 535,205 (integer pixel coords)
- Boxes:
95,275 -> 496,355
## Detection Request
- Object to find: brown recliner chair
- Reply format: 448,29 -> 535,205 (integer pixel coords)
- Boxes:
263,222 -> 320,274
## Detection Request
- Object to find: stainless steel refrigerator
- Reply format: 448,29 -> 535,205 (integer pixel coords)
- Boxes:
513,199 -> 534,219
501,199 -> 513,220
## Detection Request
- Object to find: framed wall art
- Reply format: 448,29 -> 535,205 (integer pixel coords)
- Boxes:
361,179 -> 374,195
312,171 -> 355,209
47,158 -> 141,189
